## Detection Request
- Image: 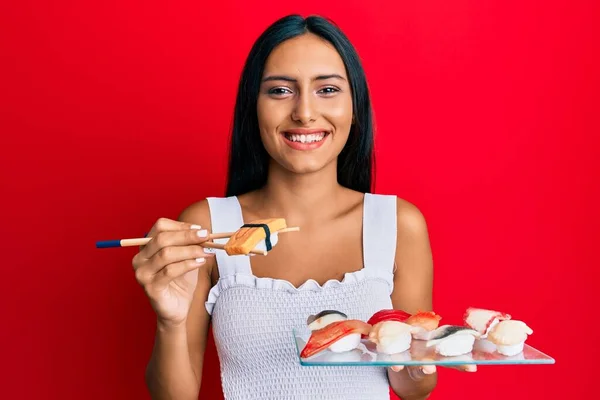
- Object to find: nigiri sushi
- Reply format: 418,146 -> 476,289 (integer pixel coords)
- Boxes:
307,310 -> 347,331
464,307 -> 511,338
369,321 -> 419,354
367,309 -> 411,326
406,311 -> 442,340
300,320 -> 372,358
406,311 -> 442,331
487,320 -> 533,356
425,325 -> 481,356
254,232 -> 279,252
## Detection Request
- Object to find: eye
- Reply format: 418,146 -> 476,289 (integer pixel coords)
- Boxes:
318,86 -> 340,95
268,87 -> 293,96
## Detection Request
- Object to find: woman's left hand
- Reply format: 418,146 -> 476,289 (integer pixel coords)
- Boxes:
390,364 -> 476,380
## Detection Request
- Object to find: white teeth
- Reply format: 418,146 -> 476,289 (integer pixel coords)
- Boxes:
287,132 -> 326,143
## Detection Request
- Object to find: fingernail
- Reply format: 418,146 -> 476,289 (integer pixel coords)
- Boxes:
391,366 -> 402,372
191,224 -> 202,230
195,257 -> 205,264
423,365 -> 436,374
197,229 -> 208,237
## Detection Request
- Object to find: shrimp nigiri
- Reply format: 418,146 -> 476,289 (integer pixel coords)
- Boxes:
300,320 -> 372,358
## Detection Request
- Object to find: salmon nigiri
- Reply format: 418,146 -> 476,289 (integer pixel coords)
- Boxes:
406,311 -> 442,331
404,311 -> 442,341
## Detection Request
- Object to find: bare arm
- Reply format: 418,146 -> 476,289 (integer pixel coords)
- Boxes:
145,200 -> 216,399
386,198 -> 438,400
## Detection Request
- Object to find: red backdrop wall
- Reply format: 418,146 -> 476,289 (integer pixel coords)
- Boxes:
1,1 -> 598,399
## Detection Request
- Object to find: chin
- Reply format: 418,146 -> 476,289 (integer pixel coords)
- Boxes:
285,160 -> 327,174
277,154 -> 334,175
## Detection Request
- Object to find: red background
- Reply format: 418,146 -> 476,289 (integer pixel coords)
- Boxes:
1,1 -> 598,399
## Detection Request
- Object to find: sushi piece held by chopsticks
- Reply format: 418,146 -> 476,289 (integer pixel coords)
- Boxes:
95,218 -> 299,256
223,218 -> 287,256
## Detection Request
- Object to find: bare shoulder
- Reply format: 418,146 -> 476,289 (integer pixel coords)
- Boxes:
178,199 -> 213,232
394,196 -> 429,238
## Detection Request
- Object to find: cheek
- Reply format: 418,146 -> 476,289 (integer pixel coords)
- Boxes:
323,96 -> 353,129
257,97 -> 290,134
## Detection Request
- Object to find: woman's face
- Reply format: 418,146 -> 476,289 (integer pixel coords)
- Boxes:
257,33 -> 353,175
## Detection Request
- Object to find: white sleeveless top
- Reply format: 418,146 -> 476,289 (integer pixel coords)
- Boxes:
205,193 -> 397,399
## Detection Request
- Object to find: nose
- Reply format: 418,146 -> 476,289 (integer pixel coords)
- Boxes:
291,92 -> 317,124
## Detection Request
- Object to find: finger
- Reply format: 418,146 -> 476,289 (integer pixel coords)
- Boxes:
146,244 -> 213,275
151,258 -> 207,286
422,365 -> 437,375
141,218 -> 201,250
407,365 -> 436,381
134,244 -> 212,285
390,365 -> 404,372
141,228 -> 209,260
446,364 -> 477,372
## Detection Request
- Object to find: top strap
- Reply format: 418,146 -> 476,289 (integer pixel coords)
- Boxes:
362,193 -> 398,271
206,196 -> 252,277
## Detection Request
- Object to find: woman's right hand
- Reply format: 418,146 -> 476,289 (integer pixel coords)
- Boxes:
132,218 -> 213,328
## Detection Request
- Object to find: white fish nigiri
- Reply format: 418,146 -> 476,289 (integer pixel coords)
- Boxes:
487,320 -> 533,356
369,321 -> 418,354
306,310 -> 348,331
425,325 -> 481,356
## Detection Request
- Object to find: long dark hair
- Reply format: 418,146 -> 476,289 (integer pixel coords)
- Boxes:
225,14 -> 375,197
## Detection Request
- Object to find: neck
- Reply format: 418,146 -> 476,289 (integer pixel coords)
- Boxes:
257,159 -> 343,223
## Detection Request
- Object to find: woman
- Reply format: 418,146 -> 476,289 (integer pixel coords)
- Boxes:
133,14 -> 473,400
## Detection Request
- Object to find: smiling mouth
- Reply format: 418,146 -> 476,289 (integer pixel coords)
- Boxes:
283,131 -> 328,143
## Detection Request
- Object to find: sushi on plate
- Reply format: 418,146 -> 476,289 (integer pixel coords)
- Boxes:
367,309 -> 411,325
425,325 -> 481,357
368,321 -> 420,355
405,311 -> 442,340
487,320 -> 533,356
306,310 -> 347,331
300,319 -> 372,358
463,307 -> 511,338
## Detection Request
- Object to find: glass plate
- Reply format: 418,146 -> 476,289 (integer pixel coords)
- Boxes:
293,327 -> 555,366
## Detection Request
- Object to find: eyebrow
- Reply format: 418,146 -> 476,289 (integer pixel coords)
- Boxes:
261,74 -> 346,82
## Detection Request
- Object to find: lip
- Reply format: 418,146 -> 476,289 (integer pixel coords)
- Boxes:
282,128 -> 330,135
280,128 -> 330,151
